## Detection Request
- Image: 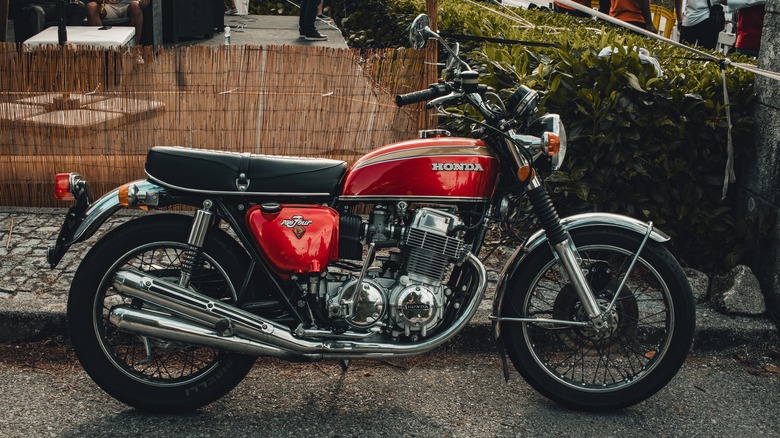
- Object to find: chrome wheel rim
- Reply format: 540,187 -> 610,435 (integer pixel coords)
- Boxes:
520,243 -> 675,392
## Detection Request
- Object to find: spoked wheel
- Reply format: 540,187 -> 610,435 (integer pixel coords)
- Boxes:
68,214 -> 257,412
501,227 -> 695,411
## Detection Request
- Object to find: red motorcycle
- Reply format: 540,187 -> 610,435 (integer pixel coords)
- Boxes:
48,15 -> 694,412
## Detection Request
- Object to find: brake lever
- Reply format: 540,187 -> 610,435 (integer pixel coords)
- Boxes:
425,91 -> 464,110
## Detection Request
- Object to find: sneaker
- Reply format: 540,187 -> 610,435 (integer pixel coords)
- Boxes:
225,8 -> 238,15
304,31 -> 328,41
316,14 -> 332,21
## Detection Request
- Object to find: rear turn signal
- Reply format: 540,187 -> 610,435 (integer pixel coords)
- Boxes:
54,173 -> 76,201
118,183 -> 133,207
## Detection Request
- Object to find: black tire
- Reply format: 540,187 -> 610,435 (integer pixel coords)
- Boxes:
501,227 -> 695,411
67,214 -> 257,412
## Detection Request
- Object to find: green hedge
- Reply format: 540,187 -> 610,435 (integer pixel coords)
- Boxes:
439,3 -> 758,272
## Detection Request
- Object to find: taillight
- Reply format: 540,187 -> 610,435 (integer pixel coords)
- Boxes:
54,173 -> 76,201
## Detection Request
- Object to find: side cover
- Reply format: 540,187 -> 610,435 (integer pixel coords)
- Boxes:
246,204 -> 339,275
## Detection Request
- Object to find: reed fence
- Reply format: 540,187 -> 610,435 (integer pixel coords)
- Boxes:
0,43 -> 429,207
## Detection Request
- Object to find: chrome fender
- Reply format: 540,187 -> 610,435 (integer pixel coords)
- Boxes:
48,180 -> 164,268
491,212 -> 670,338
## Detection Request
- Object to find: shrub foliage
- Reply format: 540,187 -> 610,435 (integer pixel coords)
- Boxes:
436,2 -> 758,272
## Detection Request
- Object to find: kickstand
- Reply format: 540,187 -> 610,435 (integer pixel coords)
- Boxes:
339,359 -> 351,372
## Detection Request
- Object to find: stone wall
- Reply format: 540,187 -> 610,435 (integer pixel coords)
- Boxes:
735,0 -> 780,322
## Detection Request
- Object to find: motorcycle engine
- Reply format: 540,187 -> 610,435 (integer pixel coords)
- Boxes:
323,206 -> 465,339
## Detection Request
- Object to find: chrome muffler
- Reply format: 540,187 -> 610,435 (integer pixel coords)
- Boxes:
108,305 -> 302,359
111,268 -> 323,357
109,253 -> 487,360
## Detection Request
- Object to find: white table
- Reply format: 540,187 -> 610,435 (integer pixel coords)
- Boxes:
23,26 -> 135,50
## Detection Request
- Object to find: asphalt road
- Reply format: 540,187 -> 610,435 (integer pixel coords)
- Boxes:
0,342 -> 778,437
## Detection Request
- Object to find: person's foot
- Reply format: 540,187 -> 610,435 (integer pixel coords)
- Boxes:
304,31 -> 328,41
316,14 -> 331,21
225,7 -> 238,15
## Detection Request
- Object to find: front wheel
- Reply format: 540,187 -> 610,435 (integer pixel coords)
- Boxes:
501,227 -> 695,411
67,214 -> 257,412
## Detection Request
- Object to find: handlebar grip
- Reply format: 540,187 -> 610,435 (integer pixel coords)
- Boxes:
395,83 -> 451,107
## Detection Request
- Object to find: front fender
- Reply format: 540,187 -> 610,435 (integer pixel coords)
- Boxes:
47,180 -> 163,268
491,212 -> 670,338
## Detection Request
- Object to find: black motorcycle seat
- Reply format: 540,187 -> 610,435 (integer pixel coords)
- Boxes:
145,146 -> 347,195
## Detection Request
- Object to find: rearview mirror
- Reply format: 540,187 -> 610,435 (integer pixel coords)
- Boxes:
408,14 -> 471,72
409,14 -> 432,50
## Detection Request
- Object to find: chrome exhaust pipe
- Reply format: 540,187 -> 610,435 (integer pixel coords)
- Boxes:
109,253 -> 487,360
108,305 -> 311,360
111,268 -> 324,355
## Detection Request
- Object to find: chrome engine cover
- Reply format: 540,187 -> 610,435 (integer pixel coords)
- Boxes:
326,278 -> 387,328
388,278 -> 446,338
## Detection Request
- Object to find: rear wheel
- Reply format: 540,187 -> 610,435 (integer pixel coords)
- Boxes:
501,227 -> 695,411
68,214 -> 257,412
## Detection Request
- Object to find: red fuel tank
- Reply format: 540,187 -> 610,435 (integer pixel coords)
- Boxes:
246,204 -> 339,275
340,137 -> 499,201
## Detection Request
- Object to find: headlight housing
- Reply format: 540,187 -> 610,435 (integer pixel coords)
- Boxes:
529,114 -> 567,171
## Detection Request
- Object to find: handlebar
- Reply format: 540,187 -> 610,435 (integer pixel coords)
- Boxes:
395,83 -> 452,107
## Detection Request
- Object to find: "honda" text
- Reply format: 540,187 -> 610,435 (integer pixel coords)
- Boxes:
431,163 -> 484,172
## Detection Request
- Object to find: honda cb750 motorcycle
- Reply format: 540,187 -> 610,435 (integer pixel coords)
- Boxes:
48,15 -> 694,412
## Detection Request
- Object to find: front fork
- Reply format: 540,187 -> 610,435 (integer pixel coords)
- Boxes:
524,182 -> 609,329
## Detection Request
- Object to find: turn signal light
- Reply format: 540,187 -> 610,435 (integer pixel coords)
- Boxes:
517,166 -> 535,183
545,132 -> 561,156
54,173 -> 75,201
118,183 -> 132,207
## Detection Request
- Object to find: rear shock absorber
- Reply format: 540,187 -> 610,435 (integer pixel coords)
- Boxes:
179,200 -> 214,288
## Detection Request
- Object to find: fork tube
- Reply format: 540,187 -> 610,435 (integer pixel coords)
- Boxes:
526,185 -> 604,322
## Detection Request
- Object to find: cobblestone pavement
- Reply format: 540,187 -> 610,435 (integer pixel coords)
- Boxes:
0,206 -> 777,350
0,207 -> 136,302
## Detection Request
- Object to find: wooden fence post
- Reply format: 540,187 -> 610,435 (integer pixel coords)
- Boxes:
423,0 -> 439,130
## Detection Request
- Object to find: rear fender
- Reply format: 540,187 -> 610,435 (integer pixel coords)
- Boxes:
47,180 -> 165,268
491,212 -> 670,338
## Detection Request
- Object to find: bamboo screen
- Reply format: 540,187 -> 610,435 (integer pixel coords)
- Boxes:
0,43 -> 429,207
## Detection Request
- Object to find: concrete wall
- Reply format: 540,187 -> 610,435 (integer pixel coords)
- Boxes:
736,0 -> 780,322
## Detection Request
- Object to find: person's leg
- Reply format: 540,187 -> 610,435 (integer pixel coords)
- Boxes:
226,0 -> 238,15
680,20 -> 718,49
302,0 -> 323,38
299,0 -> 307,35
317,0 -> 330,20
698,19 -> 719,49
85,1 -> 103,26
24,5 -> 46,35
127,1 -> 144,44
